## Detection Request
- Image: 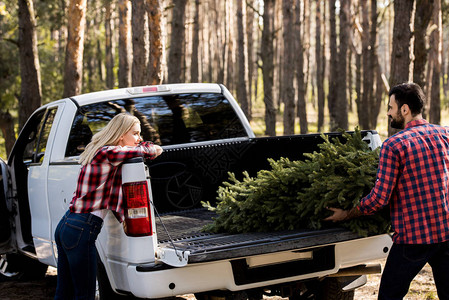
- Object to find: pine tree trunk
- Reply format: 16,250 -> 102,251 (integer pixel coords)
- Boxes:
147,0 -> 164,85
131,0 -> 148,86
369,0 -> 380,129
413,0 -> 434,90
118,0 -> 131,88
63,0 -> 86,98
18,0 -> 41,131
262,0 -> 276,136
0,111 -> 16,158
335,0 -> 349,130
429,0 -> 441,124
190,0 -> 200,83
236,0 -> 249,118
328,0 -> 338,130
295,0 -> 307,134
282,0 -> 295,135
360,0 -> 371,129
389,0 -> 415,136
389,0 -> 414,87
316,0 -> 325,132
105,1 -> 114,89
167,0 -> 188,83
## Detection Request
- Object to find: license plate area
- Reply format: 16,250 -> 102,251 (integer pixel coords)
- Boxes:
230,245 -> 335,285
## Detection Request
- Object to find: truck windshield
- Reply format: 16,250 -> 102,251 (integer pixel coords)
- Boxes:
65,93 -> 247,157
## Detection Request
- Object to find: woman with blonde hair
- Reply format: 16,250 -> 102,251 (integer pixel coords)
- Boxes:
54,113 -> 163,300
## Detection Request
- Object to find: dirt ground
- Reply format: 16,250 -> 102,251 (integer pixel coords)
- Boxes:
0,259 -> 438,300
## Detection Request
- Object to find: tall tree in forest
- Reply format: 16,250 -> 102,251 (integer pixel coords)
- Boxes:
429,0 -> 442,124
335,0 -> 350,130
389,0 -> 415,86
118,0 -> 131,88
63,0 -> 87,98
105,0 -> 115,89
131,0 -> 147,86
316,0 -> 325,132
18,0 -> 41,130
369,0 -> 383,129
360,0 -> 372,129
328,0 -> 338,130
261,0 -> 276,136
237,0 -> 249,118
147,0 -> 164,85
389,0 -> 415,136
282,0 -> 295,135
295,0 -> 307,134
413,0 -> 434,90
190,0 -> 200,83
167,0 -> 188,83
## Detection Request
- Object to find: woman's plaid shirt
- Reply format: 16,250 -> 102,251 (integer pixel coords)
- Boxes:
358,119 -> 449,244
69,142 -> 158,222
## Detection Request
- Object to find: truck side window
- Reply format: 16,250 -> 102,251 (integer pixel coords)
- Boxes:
23,108 -> 58,164
65,93 -> 247,157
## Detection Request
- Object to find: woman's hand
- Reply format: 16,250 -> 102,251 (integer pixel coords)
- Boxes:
154,145 -> 163,157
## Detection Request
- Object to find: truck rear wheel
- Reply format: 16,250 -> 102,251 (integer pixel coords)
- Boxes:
318,278 -> 354,300
0,253 -> 48,281
96,256 -> 139,299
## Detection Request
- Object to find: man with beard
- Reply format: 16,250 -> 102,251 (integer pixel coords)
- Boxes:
325,82 -> 449,300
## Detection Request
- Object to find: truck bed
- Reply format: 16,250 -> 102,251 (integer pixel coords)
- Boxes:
156,208 -> 362,264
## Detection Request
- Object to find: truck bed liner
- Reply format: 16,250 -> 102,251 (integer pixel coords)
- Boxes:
155,208 -> 362,263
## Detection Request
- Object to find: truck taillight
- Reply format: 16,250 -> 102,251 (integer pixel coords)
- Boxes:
123,181 -> 153,237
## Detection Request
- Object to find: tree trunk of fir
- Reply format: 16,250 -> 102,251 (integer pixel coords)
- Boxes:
295,0 -> 307,134
63,0 -> 87,98
413,0 -> 434,90
262,0 -> 276,136
360,0 -> 371,130
328,0 -> 338,131
282,0 -> 295,135
368,0 -> 380,129
118,0 -> 131,88
0,110 -> 16,158
105,1 -> 114,89
429,0 -> 441,124
335,0 -> 349,130
389,0 -> 414,87
236,0 -> 249,119
316,0 -> 325,132
247,0 -> 257,114
237,0 -> 251,117
389,0 -> 415,136
167,0 -> 188,84
190,0 -> 200,83
18,0 -> 42,131
131,0 -> 147,86
355,53 -> 362,125
147,0 -> 163,85
302,0 -> 310,112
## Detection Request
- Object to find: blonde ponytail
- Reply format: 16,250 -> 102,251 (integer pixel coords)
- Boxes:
79,113 -> 140,165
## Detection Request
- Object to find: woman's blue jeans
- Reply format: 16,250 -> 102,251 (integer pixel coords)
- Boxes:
378,241 -> 449,300
54,210 -> 103,300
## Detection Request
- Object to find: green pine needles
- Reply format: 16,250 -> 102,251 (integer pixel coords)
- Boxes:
202,128 -> 391,237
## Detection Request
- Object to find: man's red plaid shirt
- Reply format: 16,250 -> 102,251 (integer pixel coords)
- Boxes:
358,119 -> 449,244
70,142 -> 158,222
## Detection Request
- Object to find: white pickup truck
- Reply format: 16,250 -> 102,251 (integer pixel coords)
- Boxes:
0,83 -> 392,299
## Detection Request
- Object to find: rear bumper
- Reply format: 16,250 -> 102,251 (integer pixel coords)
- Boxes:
119,234 -> 392,298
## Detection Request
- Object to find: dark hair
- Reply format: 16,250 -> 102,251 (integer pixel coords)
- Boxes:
388,82 -> 425,116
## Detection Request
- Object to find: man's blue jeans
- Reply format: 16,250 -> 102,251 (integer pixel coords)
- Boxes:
378,241 -> 449,300
54,210 -> 103,300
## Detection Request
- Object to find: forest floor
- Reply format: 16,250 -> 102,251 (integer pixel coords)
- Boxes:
0,259 -> 438,300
